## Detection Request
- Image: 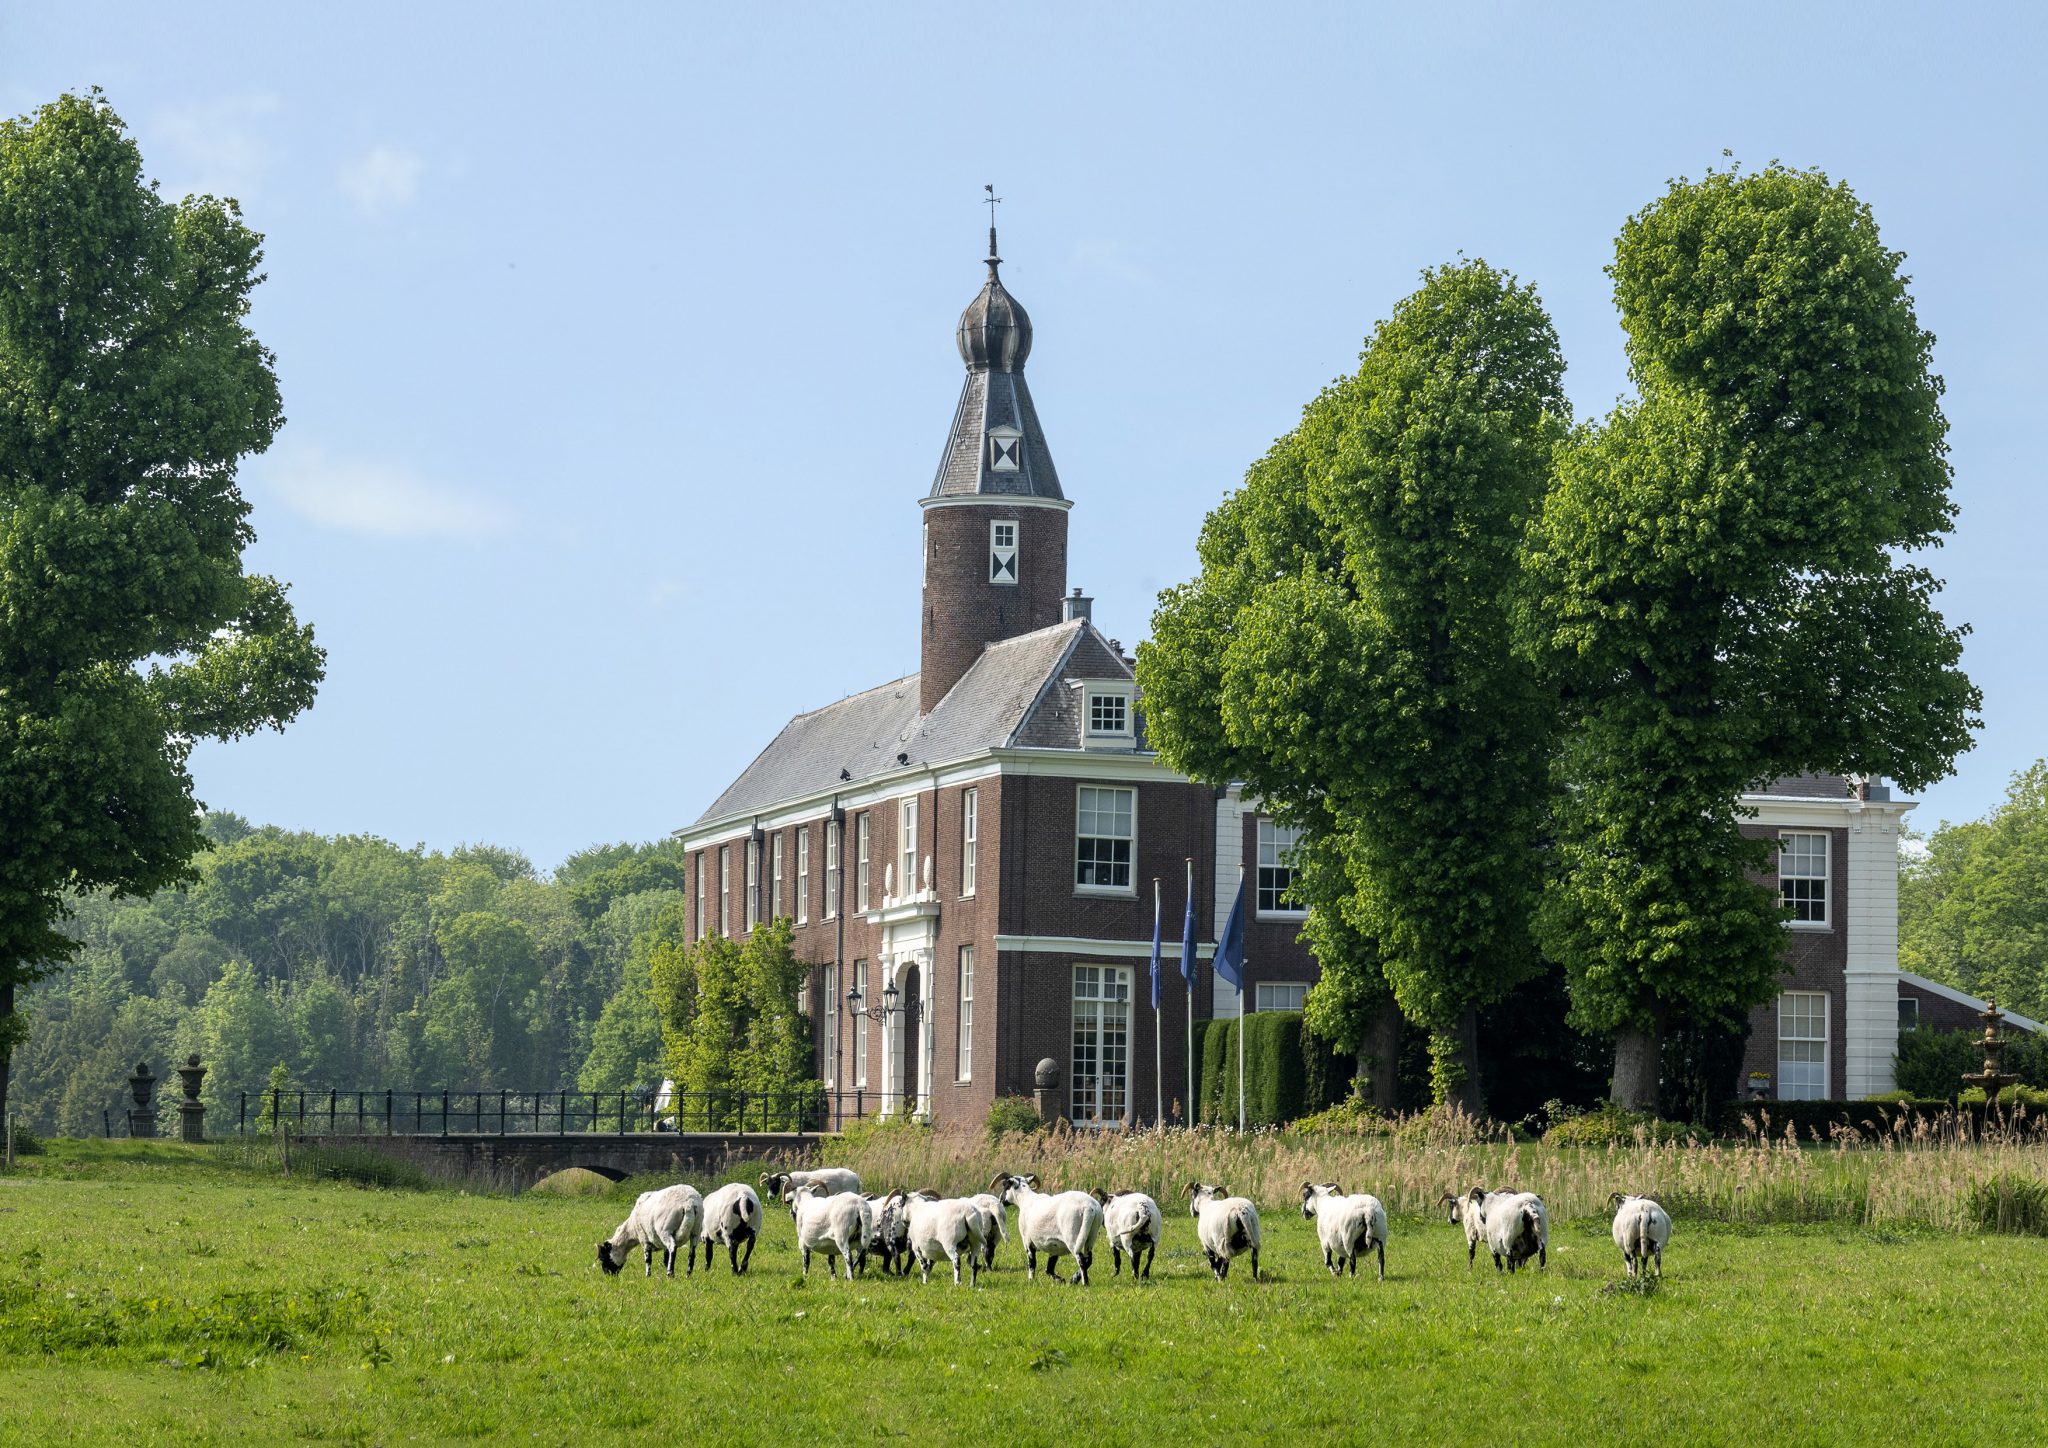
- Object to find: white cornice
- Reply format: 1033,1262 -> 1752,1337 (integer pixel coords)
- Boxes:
919,494 -> 1074,513
994,933 -> 1217,961
1742,796 -> 1917,828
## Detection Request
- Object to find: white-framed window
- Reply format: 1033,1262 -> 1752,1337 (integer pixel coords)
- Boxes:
855,813 -> 871,913
825,819 -> 840,920
987,424 -> 1022,473
1257,819 -> 1306,916
770,833 -> 785,920
795,827 -> 811,926
990,518 -> 1018,585
1255,981 -> 1309,1012
853,959 -> 869,1088
695,852 -> 707,941
1778,991 -> 1829,1100
900,797 -> 919,898
957,945 -> 974,1082
1898,996 -> 1919,1032
1071,965 -> 1132,1125
1779,832 -> 1829,926
746,838 -> 761,931
822,962 -> 838,1085
1088,691 -> 1128,736
961,788 -> 978,897
1075,785 -> 1136,893
719,847 -> 731,936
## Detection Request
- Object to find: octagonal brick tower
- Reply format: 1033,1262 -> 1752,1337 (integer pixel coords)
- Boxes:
919,230 -> 1072,714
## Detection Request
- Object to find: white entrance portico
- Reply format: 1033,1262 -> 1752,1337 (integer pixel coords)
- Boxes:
869,863 -> 939,1119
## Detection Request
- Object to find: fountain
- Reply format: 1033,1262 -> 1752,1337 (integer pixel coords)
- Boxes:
1960,999 -> 2022,1105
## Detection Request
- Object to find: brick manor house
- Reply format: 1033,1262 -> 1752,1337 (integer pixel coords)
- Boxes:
674,233 -> 1979,1128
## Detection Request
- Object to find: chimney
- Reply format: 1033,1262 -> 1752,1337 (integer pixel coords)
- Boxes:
1063,587 -> 1092,623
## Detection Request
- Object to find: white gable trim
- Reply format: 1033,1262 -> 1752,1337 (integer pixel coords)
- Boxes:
1899,972 -> 2046,1035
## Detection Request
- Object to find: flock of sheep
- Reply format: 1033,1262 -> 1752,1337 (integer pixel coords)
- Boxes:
595,1167 -> 1675,1286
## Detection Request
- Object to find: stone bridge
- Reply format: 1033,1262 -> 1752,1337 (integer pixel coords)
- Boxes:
293,1131 -> 827,1190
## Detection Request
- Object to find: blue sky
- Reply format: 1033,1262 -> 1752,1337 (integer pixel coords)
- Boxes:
7,3 -> 2042,870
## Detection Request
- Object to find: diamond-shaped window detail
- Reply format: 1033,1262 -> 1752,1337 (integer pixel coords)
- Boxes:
987,424 -> 1023,473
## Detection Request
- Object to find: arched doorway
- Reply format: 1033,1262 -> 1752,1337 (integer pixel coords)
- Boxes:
898,963 -> 921,1113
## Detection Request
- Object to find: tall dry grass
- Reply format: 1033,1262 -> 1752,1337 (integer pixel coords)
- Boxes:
804,1107 -> 2048,1233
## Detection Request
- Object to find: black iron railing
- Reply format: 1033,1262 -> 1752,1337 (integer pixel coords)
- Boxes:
228,1086 -> 891,1138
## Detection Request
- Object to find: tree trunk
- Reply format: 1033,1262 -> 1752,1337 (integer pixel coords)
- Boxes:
1361,995 -> 1402,1113
0,979 -> 14,1140
1449,1007 -> 1484,1116
1610,1015 -> 1664,1112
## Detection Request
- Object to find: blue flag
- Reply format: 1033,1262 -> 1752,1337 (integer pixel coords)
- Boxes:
1148,881 -> 1162,1011
1213,873 -> 1247,993
1180,869 -> 1198,986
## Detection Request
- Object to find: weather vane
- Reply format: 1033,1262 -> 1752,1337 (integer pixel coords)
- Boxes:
985,183 -> 1002,261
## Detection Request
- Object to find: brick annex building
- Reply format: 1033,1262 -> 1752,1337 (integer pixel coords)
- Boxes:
674,235 -> 1993,1128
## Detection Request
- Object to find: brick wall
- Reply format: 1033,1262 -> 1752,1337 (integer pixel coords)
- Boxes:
919,503 -> 1068,711
1737,825 -> 1850,1099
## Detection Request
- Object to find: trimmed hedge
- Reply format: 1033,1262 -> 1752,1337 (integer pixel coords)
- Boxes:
1195,1012 -> 1310,1126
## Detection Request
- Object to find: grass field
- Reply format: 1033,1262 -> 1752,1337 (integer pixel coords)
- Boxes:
3,1140 -> 2047,1446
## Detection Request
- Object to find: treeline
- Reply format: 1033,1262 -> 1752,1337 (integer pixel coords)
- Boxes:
12,814 -> 679,1134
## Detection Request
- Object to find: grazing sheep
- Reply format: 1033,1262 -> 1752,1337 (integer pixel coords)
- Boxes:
1482,1189 -> 1548,1274
788,1183 -> 870,1281
1185,1182 -> 1261,1282
862,1189 -> 916,1276
1092,1189 -> 1164,1280
598,1183 -> 704,1279
967,1191 -> 1008,1269
1300,1182 -> 1388,1281
903,1192 -> 987,1286
1439,1187 -> 1501,1269
698,1182 -> 764,1275
760,1167 -> 862,1203
1608,1192 -> 1672,1278
991,1172 -> 1103,1285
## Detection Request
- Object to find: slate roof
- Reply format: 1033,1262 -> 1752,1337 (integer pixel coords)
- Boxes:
693,618 -> 1136,827
928,249 -> 1063,503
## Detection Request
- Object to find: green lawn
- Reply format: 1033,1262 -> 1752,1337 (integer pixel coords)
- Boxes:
2,1142 -> 2045,1445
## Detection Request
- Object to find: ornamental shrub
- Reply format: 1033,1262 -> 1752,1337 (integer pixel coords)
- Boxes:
984,1095 -> 1045,1143
1543,1103 -> 1702,1147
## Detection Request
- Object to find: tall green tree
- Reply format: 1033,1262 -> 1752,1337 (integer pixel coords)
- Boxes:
649,916 -> 814,1127
0,93 -> 323,1128
1141,261 -> 1567,1108
1899,761 -> 2048,1020
1523,166 -> 1979,1107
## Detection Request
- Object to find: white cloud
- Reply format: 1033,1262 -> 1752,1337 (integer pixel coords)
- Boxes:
338,144 -> 426,217
1070,239 -> 1155,288
154,93 -> 281,201
259,446 -> 513,542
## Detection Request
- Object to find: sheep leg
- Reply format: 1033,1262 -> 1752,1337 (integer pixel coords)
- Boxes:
1249,1248 -> 1260,1283
1467,1239 -> 1477,1268
644,1243 -> 655,1278
1375,1241 -> 1385,1282
801,1248 -> 811,1277
1026,1246 -> 1038,1280
950,1251 -> 962,1286
1653,1246 -> 1662,1277
1044,1251 -> 1066,1282
735,1236 -> 753,1275
1075,1251 -> 1091,1286
1141,1244 -> 1154,1279
1111,1244 -> 1123,1276
1539,1243 -> 1548,1269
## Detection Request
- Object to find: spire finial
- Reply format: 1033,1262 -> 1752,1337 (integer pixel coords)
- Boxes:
984,183 -> 1002,275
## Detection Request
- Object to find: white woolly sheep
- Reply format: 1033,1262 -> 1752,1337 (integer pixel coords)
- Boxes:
760,1167 -> 862,1203
1092,1189 -> 1164,1280
698,1182 -> 764,1275
904,1192 -> 987,1286
1439,1187 -> 1500,1269
1608,1192 -> 1671,1278
788,1183 -> 870,1281
1300,1181 -> 1388,1280
1185,1182 -> 1261,1282
598,1183 -> 704,1279
991,1172 -> 1103,1285
967,1191 -> 1007,1269
1482,1189 -> 1548,1274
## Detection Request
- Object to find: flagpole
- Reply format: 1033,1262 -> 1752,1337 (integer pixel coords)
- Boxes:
1152,878 -> 1163,1128
1236,865 -> 1247,1135
1184,857 -> 1195,1127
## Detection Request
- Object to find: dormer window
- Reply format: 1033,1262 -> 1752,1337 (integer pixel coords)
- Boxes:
1082,684 -> 1136,748
990,519 -> 1018,584
987,424 -> 1023,472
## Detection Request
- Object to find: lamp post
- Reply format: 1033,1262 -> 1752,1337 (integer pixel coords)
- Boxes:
847,978 -> 915,1117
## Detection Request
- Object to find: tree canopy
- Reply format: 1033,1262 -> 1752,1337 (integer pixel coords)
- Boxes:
1,92 -> 327,1124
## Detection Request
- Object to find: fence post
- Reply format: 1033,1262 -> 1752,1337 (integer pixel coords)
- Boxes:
238,1092 -> 247,1136
557,1089 -> 567,1137
328,1089 -> 337,1132
440,1090 -> 449,1138
500,1089 -> 508,1136
414,1092 -> 422,1134
385,1088 -> 394,1136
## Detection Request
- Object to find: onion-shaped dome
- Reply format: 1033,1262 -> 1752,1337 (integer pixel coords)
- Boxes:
956,255 -> 1032,372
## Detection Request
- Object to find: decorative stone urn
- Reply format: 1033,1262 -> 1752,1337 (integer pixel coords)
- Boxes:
126,1060 -> 157,1139
1032,1057 -> 1062,1125
175,1054 -> 208,1143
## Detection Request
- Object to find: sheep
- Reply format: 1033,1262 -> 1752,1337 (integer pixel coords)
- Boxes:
698,1182 -> 764,1275
1092,1189 -> 1164,1280
1185,1182 -> 1261,1282
1438,1187 -> 1499,1269
903,1191 -> 987,1286
597,1183 -> 704,1279
1300,1181 -> 1388,1281
760,1167 -> 862,1203
1608,1192 -> 1672,1278
862,1189 -> 914,1276
967,1191 -> 1008,1269
990,1172 -> 1103,1285
788,1183 -> 870,1281
1482,1189 -> 1548,1274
